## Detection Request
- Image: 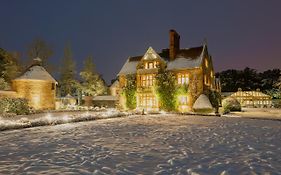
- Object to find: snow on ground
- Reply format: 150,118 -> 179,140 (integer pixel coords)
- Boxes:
229,108 -> 281,120
0,114 -> 280,174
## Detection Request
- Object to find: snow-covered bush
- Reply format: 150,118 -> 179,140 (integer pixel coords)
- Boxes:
222,97 -> 241,114
193,94 -> 213,113
0,97 -> 30,115
0,78 -> 10,90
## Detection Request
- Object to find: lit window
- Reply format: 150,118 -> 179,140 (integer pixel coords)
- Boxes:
148,62 -> 154,69
178,74 -> 189,85
139,94 -> 157,108
141,75 -> 155,87
179,96 -> 188,105
205,59 -> 208,68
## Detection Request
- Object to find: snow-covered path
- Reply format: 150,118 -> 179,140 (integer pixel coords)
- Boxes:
0,115 -> 280,175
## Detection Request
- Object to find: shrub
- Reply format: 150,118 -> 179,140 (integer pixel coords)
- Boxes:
0,97 -> 30,115
222,97 -> 241,114
209,90 -> 221,113
0,78 -> 10,90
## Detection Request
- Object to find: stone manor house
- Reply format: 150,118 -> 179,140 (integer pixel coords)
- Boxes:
114,30 -> 220,112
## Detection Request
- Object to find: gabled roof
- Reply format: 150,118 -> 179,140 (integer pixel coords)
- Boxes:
142,47 -> 163,61
118,45 -> 205,76
118,58 -> 139,75
15,65 -> 57,82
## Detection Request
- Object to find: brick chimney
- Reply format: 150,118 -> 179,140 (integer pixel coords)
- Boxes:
169,29 -> 180,61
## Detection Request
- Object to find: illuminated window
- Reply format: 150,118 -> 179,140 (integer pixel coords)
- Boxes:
139,94 -> 157,108
204,75 -> 207,84
179,96 -> 188,105
148,62 -> 154,69
141,75 -> 154,87
178,73 -> 189,85
145,61 -> 157,69
205,59 -> 208,68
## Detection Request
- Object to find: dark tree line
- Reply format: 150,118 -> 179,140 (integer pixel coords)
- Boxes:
216,67 -> 281,98
0,38 -> 108,97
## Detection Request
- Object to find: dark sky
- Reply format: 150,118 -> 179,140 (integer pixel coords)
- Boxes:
1,0 -> 281,84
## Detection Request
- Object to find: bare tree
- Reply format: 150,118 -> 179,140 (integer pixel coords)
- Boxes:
27,38 -> 54,72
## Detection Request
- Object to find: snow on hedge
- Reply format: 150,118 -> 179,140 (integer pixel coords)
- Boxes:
0,109 -> 127,131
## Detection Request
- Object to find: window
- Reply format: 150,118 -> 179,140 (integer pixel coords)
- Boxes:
205,59 -> 208,68
145,61 -> 157,69
139,94 -> 157,108
178,73 -> 189,85
141,75 -> 155,87
148,62 -> 154,69
179,96 -> 188,105
51,83 -> 55,90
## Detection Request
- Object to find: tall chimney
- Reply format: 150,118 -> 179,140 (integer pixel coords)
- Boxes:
169,29 -> 180,61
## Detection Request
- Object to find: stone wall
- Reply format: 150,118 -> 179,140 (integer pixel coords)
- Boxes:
12,80 -> 56,110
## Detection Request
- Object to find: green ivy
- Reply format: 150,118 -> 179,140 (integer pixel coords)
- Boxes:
155,70 -> 177,111
122,74 -> 137,109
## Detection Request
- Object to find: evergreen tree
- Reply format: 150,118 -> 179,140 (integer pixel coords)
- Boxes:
59,44 -> 78,96
80,56 -> 107,96
0,48 -> 20,89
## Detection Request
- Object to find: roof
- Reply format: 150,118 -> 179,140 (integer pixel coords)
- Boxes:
93,95 -> 117,101
167,57 -> 202,70
110,80 -> 119,88
15,65 -> 57,82
118,46 -> 205,76
118,59 -> 139,75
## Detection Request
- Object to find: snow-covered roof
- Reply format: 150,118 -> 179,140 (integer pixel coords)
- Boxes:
193,94 -> 213,109
167,57 -> 202,70
15,65 -> 57,82
117,46 -> 205,76
93,95 -> 117,101
110,80 -> 119,88
118,59 -> 139,75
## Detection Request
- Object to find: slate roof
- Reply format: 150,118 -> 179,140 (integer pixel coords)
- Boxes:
118,46 -> 205,76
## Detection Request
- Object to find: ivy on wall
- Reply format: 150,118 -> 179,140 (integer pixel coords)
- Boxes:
122,74 -> 137,110
154,70 -> 178,111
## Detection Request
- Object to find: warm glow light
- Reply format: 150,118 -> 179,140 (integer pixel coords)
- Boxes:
45,113 -> 53,122
62,115 -> 70,122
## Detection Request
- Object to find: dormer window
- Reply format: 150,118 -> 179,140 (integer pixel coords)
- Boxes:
145,61 -> 157,69
148,62 -> 154,69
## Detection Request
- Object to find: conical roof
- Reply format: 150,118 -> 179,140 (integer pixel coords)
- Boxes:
15,65 -> 56,82
193,94 -> 213,110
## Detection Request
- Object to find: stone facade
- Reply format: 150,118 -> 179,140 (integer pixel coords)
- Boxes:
12,80 -> 56,110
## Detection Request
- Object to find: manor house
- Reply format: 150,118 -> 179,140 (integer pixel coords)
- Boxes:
115,30 -> 220,112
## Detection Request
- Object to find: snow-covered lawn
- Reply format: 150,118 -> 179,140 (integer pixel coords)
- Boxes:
228,108 -> 281,120
0,114 -> 280,174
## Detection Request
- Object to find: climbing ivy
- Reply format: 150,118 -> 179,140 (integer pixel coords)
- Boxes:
122,74 -> 137,110
155,70 -> 177,111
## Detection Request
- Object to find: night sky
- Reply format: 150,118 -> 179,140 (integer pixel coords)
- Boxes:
1,0 -> 280,84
